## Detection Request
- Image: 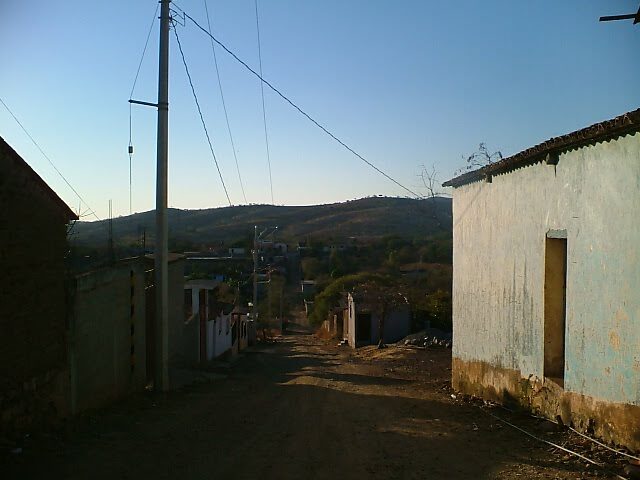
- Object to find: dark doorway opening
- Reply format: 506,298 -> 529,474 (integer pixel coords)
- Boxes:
356,312 -> 372,344
544,237 -> 567,388
199,290 -> 206,362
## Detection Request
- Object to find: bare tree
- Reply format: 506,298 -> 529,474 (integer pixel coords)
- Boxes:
418,164 -> 450,231
455,143 -> 503,176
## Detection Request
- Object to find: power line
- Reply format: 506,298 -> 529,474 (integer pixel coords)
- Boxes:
128,2 -> 160,214
129,2 -> 160,100
172,22 -> 233,207
173,4 -> 422,199
0,96 -> 101,221
254,0 -> 274,204
203,0 -> 247,204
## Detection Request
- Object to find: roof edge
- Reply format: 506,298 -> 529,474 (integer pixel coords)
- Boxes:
443,108 -> 640,188
1,135 -> 79,220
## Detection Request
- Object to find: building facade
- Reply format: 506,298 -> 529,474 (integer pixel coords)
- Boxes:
444,110 -> 640,451
0,135 -> 78,433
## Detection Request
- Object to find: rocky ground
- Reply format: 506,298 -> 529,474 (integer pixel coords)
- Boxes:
2,325 -> 637,479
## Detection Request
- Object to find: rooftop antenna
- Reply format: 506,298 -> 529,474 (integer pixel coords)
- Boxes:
599,3 -> 640,24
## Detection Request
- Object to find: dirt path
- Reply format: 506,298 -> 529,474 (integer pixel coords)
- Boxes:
2,332 -> 623,479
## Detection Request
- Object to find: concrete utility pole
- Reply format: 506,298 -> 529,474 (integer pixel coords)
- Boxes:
155,0 -> 171,391
252,225 -> 258,324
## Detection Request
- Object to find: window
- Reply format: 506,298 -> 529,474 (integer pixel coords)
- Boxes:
544,234 -> 567,388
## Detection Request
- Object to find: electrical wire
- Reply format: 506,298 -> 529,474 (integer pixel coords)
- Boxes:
479,407 -> 629,480
254,0 -> 274,204
128,2 -> 160,215
129,2 -> 160,100
203,0 -> 247,204
172,23 -> 233,207
528,411 -> 640,463
0,96 -> 101,221
173,3 -> 421,199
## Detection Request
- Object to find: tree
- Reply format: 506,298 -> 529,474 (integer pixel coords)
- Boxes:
418,164 -> 450,232
355,279 -> 408,349
456,143 -> 503,174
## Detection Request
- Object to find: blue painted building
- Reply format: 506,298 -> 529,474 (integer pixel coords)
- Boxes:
444,109 -> 640,452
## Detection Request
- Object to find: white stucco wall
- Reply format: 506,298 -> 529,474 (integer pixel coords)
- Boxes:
213,313 -> 232,357
452,132 -> 640,405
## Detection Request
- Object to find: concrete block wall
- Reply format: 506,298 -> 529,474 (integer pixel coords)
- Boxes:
69,263 -> 147,413
0,145 -> 73,433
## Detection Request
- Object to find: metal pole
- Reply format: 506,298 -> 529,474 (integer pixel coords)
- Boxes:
252,225 -> 258,324
155,0 -> 170,391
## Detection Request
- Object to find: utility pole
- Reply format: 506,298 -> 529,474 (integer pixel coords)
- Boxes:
155,0 -> 171,392
252,225 -> 258,325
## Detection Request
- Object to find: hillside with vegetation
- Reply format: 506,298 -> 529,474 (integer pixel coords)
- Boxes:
70,196 -> 453,331
71,196 -> 451,249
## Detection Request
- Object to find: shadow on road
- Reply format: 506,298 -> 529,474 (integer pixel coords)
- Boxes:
2,333 -> 595,480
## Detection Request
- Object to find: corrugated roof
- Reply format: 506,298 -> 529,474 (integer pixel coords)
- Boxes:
443,108 -> 640,188
1,135 -> 78,220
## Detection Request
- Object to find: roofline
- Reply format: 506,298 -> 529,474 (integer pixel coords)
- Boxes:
443,108 -> 640,188
1,135 -> 78,220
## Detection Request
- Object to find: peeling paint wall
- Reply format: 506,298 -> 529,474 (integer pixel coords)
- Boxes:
451,133 -> 640,439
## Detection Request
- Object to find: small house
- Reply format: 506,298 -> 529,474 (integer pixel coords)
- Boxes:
346,292 -> 410,348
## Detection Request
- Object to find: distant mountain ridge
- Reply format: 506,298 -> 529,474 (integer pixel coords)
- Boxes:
73,196 -> 451,247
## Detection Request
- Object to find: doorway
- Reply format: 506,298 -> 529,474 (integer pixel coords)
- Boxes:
356,312 -> 372,344
544,236 -> 567,387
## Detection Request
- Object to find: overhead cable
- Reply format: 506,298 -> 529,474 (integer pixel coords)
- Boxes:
254,0 -> 274,204
0,96 -> 101,221
172,23 -> 233,207
203,0 -> 248,204
128,2 -> 160,214
172,4 -> 421,199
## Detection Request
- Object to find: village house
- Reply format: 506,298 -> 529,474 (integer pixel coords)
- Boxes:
443,109 -> 640,451
346,291 -> 410,348
0,135 -> 78,432
184,279 -> 235,361
320,302 -> 348,340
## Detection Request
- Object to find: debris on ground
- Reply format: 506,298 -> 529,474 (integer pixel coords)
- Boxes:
399,328 -> 453,349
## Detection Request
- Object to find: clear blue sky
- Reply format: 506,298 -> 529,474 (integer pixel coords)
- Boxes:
1,1 -> 638,219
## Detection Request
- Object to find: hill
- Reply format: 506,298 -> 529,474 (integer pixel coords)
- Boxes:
72,196 -> 451,248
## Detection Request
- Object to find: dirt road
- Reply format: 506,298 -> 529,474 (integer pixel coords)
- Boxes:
3,329 -> 623,479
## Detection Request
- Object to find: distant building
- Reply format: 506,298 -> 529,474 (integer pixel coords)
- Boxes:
443,109 -> 640,451
346,292 -> 410,348
300,280 -> 316,296
0,135 -> 78,431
